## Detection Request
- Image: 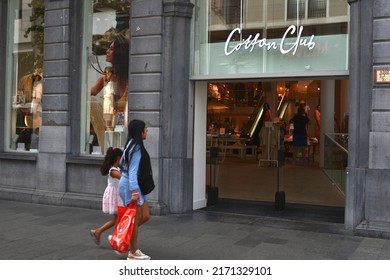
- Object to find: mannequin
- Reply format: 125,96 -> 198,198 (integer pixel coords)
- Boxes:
102,67 -> 116,131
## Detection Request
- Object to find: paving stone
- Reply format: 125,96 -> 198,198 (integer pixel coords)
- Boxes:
1,200 -> 390,260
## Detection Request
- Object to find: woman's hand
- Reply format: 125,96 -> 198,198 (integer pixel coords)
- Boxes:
131,191 -> 139,202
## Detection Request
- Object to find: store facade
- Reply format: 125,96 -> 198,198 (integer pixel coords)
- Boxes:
0,0 -> 195,215
0,0 -> 389,236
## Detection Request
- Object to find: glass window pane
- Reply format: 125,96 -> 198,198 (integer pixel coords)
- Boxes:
267,0 -> 284,22
245,0 -> 263,26
329,0 -> 349,17
308,0 -> 327,18
193,0 -> 349,77
210,0 -> 241,26
6,0 -> 44,152
287,0 -> 305,20
81,0 -> 130,155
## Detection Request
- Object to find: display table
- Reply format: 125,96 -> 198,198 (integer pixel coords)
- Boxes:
207,135 -> 254,161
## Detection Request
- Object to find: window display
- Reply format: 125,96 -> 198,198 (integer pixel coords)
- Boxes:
6,0 -> 44,152
81,0 -> 130,155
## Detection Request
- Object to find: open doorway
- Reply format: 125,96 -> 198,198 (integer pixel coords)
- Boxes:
200,79 -> 348,213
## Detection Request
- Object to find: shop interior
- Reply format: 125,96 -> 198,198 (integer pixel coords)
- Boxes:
205,80 -> 348,212
11,51 -> 42,152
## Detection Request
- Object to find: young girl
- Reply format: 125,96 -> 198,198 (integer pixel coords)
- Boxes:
90,147 -> 123,245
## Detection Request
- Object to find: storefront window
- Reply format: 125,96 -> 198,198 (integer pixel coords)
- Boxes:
210,0 -> 241,25
287,0 -> 305,20
308,0 -> 327,18
193,0 -> 349,77
81,0 -> 130,155
5,0 -> 44,152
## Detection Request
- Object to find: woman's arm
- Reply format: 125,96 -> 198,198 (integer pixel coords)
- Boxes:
91,76 -> 105,96
128,148 -> 141,192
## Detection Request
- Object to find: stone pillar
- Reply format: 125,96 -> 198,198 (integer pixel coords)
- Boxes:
128,0 -> 165,214
345,0 -> 372,230
128,0 -> 194,214
161,0 -> 194,213
0,1 -> 6,148
34,0 -> 71,202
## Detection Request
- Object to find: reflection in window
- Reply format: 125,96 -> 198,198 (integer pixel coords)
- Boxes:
287,0 -> 305,20
7,0 -> 44,152
308,0 -> 326,18
83,0 -> 130,155
211,0 -> 241,25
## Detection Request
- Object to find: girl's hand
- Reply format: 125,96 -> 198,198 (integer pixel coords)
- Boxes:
131,191 -> 139,202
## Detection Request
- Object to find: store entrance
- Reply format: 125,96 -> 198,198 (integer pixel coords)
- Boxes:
200,79 -> 347,215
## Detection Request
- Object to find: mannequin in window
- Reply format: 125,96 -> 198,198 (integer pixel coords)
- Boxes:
90,35 -> 129,150
15,70 -> 43,139
31,71 -> 43,129
101,67 -> 115,130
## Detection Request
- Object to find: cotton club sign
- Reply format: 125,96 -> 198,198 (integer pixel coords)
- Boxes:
224,25 -> 316,56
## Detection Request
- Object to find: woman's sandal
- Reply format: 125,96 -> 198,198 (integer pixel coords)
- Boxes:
90,230 -> 100,246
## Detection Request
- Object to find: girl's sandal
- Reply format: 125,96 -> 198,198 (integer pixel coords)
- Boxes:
90,230 -> 101,245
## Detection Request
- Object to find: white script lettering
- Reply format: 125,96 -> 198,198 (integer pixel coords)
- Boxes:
224,25 -> 316,56
280,25 -> 316,55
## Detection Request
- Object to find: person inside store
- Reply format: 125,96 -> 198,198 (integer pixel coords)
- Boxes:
314,104 -> 321,153
263,102 -> 272,123
223,117 -> 233,134
290,107 -> 310,163
299,99 -> 311,118
118,119 -> 152,260
314,104 -> 320,140
90,34 -> 129,151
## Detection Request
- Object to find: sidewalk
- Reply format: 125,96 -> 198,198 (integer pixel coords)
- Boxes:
1,199 -> 390,260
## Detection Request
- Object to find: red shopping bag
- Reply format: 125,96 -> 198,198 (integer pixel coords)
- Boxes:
110,203 -> 137,253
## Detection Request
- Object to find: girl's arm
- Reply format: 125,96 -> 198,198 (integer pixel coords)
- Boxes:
110,168 -> 122,179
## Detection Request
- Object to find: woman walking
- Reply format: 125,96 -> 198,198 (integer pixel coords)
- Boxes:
119,119 -> 152,260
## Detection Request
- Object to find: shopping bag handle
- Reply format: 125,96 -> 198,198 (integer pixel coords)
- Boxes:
127,201 -> 137,209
